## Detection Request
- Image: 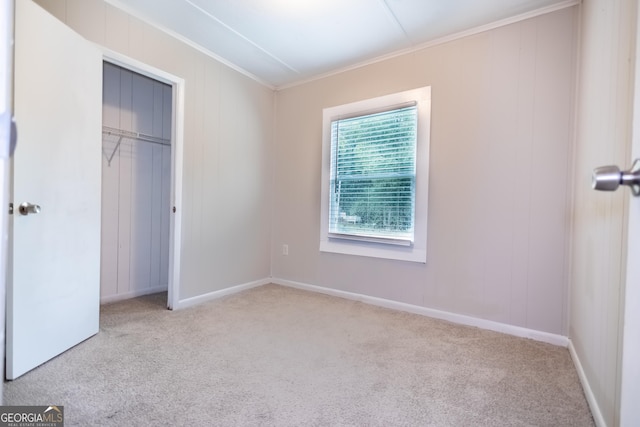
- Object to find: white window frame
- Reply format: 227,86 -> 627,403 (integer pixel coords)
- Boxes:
320,87 -> 431,263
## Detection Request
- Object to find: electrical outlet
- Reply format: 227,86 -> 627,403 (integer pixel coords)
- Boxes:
282,244 -> 289,256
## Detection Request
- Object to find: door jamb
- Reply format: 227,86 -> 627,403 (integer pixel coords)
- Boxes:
100,48 -> 183,310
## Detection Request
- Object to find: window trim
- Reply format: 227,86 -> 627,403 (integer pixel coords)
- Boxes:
320,87 -> 431,263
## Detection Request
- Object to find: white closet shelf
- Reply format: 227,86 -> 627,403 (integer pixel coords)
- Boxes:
102,125 -> 170,146
102,126 -> 170,166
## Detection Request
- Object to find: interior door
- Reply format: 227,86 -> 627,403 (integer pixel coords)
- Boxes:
0,0 -> 15,398
7,0 -> 102,380
619,5 -> 640,423
620,154 -> 640,422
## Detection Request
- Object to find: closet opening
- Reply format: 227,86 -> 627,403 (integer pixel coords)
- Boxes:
100,59 -> 182,309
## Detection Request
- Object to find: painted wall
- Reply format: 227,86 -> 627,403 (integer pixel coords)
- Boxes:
569,0 -> 636,425
272,7 -> 577,336
101,63 -> 172,303
35,0 -> 274,300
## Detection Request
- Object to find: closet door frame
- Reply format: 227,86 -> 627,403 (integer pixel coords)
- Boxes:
102,48 -> 184,310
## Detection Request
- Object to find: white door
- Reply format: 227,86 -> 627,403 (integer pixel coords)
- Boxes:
619,4 -> 640,423
7,0 -> 102,380
0,0 -> 15,399
620,157 -> 640,423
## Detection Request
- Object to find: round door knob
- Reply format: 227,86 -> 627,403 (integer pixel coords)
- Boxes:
592,159 -> 640,196
592,165 -> 622,191
18,202 -> 41,216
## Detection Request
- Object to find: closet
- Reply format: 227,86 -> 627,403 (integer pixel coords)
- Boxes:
101,62 -> 172,303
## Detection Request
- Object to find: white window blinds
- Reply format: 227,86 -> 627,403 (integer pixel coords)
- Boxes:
329,104 -> 417,244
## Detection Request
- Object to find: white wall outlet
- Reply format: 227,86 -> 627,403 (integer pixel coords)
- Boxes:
282,244 -> 289,255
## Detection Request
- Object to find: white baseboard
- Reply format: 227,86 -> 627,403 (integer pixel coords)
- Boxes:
272,278 -> 569,347
101,285 -> 168,305
568,340 -> 607,427
173,278 -> 270,310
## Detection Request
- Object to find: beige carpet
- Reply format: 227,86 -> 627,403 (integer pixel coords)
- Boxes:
4,284 -> 594,426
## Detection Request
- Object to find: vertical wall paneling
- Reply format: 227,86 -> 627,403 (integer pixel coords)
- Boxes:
150,145 -> 162,287
160,84 -> 172,283
150,81 -> 164,288
129,139 -> 153,291
509,19 -> 536,329
116,68 -> 133,295
272,7 -> 577,336
160,145 -> 171,283
130,73 -> 153,292
101,63 -> 121,298
101,62 -> 172,302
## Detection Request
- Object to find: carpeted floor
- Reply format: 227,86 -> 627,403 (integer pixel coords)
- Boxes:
4,284 -> 594,426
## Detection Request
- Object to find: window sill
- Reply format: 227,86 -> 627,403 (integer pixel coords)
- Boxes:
328,232 -> 413,247
319,238 -> 426,263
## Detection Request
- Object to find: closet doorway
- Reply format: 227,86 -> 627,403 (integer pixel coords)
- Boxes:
101,59 -> 183,308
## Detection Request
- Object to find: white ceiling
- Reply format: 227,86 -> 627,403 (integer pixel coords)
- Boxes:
105,0 -> 575,88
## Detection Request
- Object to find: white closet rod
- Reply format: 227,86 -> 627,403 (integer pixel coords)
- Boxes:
102,126 -> 170,167
102,125 -> 170,146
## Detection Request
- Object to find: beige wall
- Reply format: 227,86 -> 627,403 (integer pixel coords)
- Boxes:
273,7 -> 578,336
35,0 -> 274,300
570,0 -> 637,425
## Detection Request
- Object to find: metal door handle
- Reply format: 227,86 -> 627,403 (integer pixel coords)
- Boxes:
592,159 -> 640,196
18,202 -> 41,216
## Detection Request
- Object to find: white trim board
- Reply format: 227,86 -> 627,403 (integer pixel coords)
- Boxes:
173,278 -> 271,310
272,278 -> 569,347
569,340 -> 607,427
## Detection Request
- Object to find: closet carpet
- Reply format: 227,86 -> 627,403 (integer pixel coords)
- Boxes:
4,284 -> 594,426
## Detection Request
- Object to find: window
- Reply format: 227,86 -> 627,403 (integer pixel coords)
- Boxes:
320,87 -> 431,263
329,105 -> 417,243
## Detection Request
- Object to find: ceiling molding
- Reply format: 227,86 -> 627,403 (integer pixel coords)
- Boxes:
104,0 -> 277,90
276,0 -> 581,91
